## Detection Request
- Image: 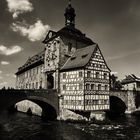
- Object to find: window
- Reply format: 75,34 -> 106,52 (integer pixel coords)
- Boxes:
79,83 -> 83,90
93,100 -> 99,105
71,57 -> 76,60
86,84 -> 90,90
98,84 -> 101,90
82,54 -> 88,58
68,42 -> 72,52
33,68 -> 35,75
103,73 -> 107,79
26,84 -> 28,89
105,85 -> 108,91
37,67 -> 38,74
63,85 -> 66,90
29,70 -> 31,76
29,84 -> 31,89
96,72 -> 100,79
63,73 -> 66,79
36,82 -> 38,89
104,100 -> 108,104
87,71 -> 91,78
79,71 -> 83,77
40,81 -> 42,89
91,84 -> 95,90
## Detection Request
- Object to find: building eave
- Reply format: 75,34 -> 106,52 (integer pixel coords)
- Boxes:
15,60 -> 44,75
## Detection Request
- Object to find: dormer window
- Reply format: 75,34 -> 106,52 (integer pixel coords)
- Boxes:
82,54 -> 88,58
71,56 -> 76,60
68,42 -> 72,52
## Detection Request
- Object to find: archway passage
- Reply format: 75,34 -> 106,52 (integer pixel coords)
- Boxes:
47,74 -> 54,89
109,96 -> 127,115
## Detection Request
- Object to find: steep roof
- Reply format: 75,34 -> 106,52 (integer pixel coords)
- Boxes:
16,51 -> 45,75
121,74 -> 140,84
43,26 -> 94,45
60,44 -> 97,71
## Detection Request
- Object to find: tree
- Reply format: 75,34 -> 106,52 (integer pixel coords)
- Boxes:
110,74 -> 122,91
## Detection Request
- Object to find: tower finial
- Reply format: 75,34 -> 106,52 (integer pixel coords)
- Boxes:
69,0 -> 71,5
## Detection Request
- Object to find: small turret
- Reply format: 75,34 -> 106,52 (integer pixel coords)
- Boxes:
64,0 -> 76,27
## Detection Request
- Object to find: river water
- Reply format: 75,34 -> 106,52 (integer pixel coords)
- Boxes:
0,112 -> 140,140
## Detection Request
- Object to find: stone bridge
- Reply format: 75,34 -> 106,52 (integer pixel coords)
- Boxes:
110,90 -> 137,114
0,89 -> 59,120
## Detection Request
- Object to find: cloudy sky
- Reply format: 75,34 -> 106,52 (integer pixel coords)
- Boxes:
0,0 -> 140,88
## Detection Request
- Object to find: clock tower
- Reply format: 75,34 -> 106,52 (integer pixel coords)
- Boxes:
43,0 -> 94,90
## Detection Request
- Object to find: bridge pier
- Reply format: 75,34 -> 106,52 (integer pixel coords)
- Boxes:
110,90 -> 137,114
126,91 -> 136,114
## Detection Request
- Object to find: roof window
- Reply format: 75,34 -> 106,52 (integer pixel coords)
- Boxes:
82,54 -> 88,58
71,56 -> 76,60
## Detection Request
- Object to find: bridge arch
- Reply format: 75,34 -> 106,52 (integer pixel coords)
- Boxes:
28,96 -> 57,120
110,96 -> 127,114
0,90 -> 59,121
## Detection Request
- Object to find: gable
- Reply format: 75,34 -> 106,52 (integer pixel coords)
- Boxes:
86,46 -> 111,72
42,30 -> 57,44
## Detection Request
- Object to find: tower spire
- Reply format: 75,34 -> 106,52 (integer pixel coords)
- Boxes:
68,0 -> 71,5
64,0 -> 76,27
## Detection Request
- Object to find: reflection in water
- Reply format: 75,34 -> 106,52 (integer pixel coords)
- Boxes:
0,111 -> 140,140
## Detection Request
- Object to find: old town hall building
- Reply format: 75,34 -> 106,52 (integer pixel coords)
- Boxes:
16,1 -> 110,113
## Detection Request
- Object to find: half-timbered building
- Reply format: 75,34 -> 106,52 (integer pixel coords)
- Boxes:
60,45 -> 110,111
15,1 -> 111,115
